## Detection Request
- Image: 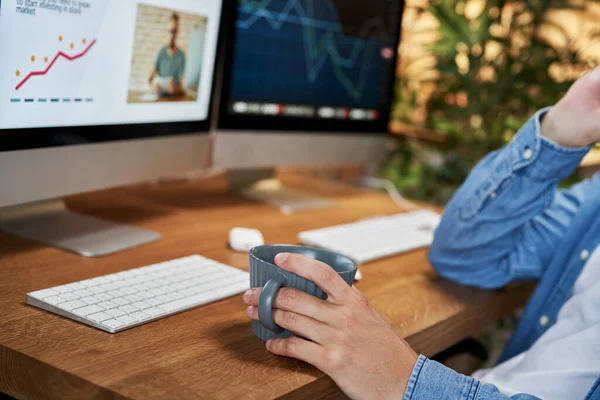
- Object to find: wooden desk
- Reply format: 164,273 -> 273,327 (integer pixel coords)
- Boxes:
0,173 -> 533,399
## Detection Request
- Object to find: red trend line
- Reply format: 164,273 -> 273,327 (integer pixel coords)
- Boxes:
15,39 -> 97,91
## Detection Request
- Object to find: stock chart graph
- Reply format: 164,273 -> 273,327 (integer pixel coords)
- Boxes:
230,0 -> 397,110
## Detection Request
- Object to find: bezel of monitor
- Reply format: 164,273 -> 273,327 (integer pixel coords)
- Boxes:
0,120 -> 211,153
217,0 -> 405,134
0,0 -> 229,154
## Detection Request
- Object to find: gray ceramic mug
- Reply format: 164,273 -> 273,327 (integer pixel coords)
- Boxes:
249,244 -> 357,341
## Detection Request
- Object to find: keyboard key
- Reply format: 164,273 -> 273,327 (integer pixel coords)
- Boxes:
53,285 -> 74,294
145,298 -> 163,307
180,289 -> 196,297
156,294 -> 174,303
232,281 -> 250,292
124,294 -> 142,303
66,282 -> 87,290
95,293 -> 113,301
87,286 -> 106,295
136,291 -> 154,300
88,277 -> 110,285
97,301 -> 118,310
116,315 -> 137,324
88,312 -> 113,322
112,298 -> 130,306
131,301 -> 151,310
78,279 -> 98,287
144,307 -> 165,317
98,283 -> 118,292
153,287 -> 171,296
135,276 -> 153,284
29,288 -> 59,299
112,280 -> 130,288
73,289 -> 94,297
161,293 -> 214,312
107,289 -> 126,298
72,305 -> 104,316
118,305 -> 138,314
122,279 -> 138,287
171,282 -> 188,290
130,311 -> 151,321
81,296 -> 101,305
59,292 -> 80,301
134,283 -> 151,290
146,288 -> 164,296
114,270 -> 137,278
102,319 -> 125,331
121,287 -> 139,295
41,296 -> 65,306
58,300 -> 87,311
169,292 -> 186,301
105,308 -> 126,318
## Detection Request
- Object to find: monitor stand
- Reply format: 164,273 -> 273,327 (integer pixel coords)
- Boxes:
0,199 -> 160,257
227,168 -> 336,214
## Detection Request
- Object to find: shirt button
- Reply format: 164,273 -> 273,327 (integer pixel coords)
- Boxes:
580,249 -> 590,261
523,148 -> 533,160
539,315 -> 550,327
489,192 -> 497,199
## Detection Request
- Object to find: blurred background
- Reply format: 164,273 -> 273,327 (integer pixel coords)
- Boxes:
383,0 -> 600,204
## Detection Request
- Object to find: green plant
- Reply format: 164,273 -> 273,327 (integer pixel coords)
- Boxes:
385,0 -> 592,204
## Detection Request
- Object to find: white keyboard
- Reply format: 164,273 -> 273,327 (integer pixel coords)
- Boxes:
299,210 -> 441,264
26,255 -> 249,333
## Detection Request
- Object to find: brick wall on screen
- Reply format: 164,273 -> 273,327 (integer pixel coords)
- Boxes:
129,4 -> 207,90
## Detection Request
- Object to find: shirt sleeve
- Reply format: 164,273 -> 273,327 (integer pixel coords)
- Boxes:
403,355 -> 542,400
428,107 -> 593,289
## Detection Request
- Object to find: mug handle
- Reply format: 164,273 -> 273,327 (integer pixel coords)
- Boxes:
258,272 -> 287,333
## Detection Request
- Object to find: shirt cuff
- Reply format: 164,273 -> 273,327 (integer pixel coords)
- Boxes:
403,355 -> 480,400
457,108 -> 591,221
509,107 -> 592,181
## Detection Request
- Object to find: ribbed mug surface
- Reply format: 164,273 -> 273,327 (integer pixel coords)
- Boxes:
249,245 -> 357,341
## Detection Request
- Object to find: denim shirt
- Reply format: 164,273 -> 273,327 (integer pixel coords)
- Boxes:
403,108 -> 600,400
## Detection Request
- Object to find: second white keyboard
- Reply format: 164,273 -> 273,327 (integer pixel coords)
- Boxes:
26,255 -> 249,333
299,210 -> 441,264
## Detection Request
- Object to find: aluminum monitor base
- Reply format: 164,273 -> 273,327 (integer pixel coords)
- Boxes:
227,169 -> 336,214
0,199 -> 160,257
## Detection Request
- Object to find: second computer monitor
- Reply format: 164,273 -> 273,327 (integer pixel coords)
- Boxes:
215,0 -> 405,170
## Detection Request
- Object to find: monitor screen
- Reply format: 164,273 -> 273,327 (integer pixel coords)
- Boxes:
219,0 -> 404,133
0,0 -> 224,150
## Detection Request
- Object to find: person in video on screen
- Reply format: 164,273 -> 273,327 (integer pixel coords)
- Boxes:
243,66 -> 600,400
148,12 -> 186,97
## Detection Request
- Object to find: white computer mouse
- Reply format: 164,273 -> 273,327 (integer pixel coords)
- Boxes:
229,227 -> 265,252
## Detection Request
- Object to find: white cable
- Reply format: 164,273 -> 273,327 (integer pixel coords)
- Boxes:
357,177 -> 421,211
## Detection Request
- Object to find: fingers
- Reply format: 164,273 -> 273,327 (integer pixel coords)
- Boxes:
274,253 -> 351,302
243,287 -> 335,323
246,306 -> 331,343
266,337 -> 327,370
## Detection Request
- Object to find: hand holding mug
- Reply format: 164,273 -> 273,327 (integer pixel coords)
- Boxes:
244,251 -> 418,400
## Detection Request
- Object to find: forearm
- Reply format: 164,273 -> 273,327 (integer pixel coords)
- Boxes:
404,355 -> 542,400
429,108 -> 591,288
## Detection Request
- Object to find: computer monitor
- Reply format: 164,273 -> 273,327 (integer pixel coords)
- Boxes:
214,0 -> 404,211
0,0 -> 225,256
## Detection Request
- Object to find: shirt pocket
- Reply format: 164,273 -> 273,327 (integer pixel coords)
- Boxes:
459,162 -> 515,221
